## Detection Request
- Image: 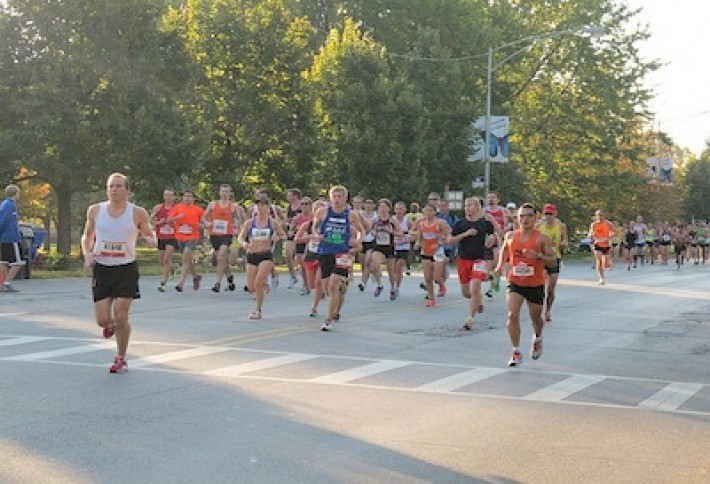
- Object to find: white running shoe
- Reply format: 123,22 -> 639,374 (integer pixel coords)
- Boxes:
530,337 -> 543,360
507,351 -> 522,367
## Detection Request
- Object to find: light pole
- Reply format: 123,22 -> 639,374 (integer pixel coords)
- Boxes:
483,26 -> 604,194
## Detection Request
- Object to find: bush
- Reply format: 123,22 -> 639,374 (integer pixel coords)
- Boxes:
43,251 -> 70,271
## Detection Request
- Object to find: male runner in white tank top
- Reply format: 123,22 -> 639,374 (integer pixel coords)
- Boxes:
81,173 -> 156,374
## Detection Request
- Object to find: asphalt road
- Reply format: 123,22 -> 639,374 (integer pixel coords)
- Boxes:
1,259 -> 709,483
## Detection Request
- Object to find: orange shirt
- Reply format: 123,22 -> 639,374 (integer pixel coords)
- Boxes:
419,219 -> 441,257
208,201 -> 235,236
507,229 -> 546,287
591,221 -> 612,248
170,204 -> 204,241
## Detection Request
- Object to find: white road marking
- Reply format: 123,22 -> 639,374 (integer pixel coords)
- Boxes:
638,382 -> 705,411
3,342 -> 114,361
416,367 -> 506,392
524,374 -> 605,401
310,360 -> 410,384
0,336 -> 51,347
129,346 -> 231,369
203,353 -> 317,377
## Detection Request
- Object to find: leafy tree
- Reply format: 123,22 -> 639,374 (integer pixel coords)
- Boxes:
0,0 -> 202,255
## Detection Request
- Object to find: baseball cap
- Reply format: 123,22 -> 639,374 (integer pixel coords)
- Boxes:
543,203 -> 556,214
505,202 -> 517,209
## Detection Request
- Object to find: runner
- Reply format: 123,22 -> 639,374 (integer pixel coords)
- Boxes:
312,185 -> 365,331
80,173 -> 156,373
292,196 -> 315,294
295,200 -> 326,316
435,199 -> 458,297
284,188 -> 302,288
658,222 -> 672,265
622,221 -> 637,271
536,203 -> 568,323
632,215 -> 647,267
494,203 -> 556,367
448,197 -> 497,330
369,198 -> 403,300
357,197 -> 377,292
413,203 -> 451,307
672,223 -> 688,269
166,189 -> 205,292
392,201 -> 413,297
203,184 -> 241,292
484,192 -> 507,298
588,209 -> 615,285
237,198 -> 287,319
150,188 -> 178,292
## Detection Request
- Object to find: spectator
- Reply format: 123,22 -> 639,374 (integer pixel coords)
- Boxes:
0,184 -> 24,292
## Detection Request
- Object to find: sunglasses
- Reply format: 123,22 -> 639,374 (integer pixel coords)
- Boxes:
519,213 -> 535,218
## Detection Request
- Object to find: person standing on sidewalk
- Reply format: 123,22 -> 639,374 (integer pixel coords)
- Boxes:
495,203 -> 556,367
0,184 -> 24,293
81,173 -> 156,373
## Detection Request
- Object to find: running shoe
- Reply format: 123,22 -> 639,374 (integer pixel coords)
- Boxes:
211,283 -> 220,293
175,284 -> 184,293
321,320 -> 333,331
309,309 -> 318,318
227,275 -> 236,291
271,273 -> 279,289
437,283 -> 447,297
530,337 -> 543,360
102,325 -> 116,339
374,286 -> 383,297
158,282 -> 166,292
419,282 -> 426,291
333,313 -> 340,322
299,287 -> 310,296
597,278 -> 605,286
109,355 -> 127,374
249,309 -> 261,320
507,351 -> 522,367
462,316 -> 474,331
390,290 -> 396,301
485,289 -> 493,299
358,282 -> 366,292
544,312 -> 552,323
425,299 -> 436,308
2,284 -> 18,293
193,275 -> 202,291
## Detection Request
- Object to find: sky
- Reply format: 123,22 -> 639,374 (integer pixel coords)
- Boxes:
625,0 -> 710,156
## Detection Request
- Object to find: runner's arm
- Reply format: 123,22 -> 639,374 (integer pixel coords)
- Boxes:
81,204 -> 99,267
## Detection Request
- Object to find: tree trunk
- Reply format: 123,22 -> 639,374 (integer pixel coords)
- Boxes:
55,185 -> 74,257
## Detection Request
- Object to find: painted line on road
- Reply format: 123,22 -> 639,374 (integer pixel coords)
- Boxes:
638,382 -> 705,411
203,353 -> 317,377
129,346 -> 231,369
415,367 -> 507,393
3,342 -> 114,361
0,336 -> 52,347
310,360 -> 410,384
561,278 -> 710,300
524,374 -> 605,402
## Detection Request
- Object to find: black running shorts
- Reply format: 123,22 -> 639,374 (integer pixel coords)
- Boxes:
92,262 -> 140,302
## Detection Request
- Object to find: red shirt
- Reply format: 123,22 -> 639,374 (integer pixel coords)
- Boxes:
170,204 -> 205,241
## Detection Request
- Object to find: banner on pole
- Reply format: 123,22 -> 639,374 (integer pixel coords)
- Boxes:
468,116 -> 510,163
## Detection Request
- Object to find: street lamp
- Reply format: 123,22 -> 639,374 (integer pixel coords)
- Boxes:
483,26 -> 605,194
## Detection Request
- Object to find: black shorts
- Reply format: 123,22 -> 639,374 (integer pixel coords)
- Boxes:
594,245 -> 611,254
362,241 -> 375,253
395,249 -> 410,260
421,255 -> 435,262
318,253 -> 349,279
157,238 -> 178,251
373,246 -> 394,258
545,258 -> 561,275
210,235 -> 233,250
295,243 -> 306,255
0,242 -> 23,266
92,262 -> 140,302
247,251 -> 273,266
483,247 -> 494,261
507,283 -> 545,305
674,245 -> 686,254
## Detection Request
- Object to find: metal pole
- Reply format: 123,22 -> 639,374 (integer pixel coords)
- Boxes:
484,46 -> 493,194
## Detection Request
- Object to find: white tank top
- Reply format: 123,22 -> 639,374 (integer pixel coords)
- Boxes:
93,202 -> 138,266
362,211 -> 377,242
394,216 -> 410,251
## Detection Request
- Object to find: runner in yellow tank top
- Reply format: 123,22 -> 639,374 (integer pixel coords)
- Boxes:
536,203 -> 568,323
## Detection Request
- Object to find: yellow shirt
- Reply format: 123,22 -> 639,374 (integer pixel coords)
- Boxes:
539,221 -> 562,258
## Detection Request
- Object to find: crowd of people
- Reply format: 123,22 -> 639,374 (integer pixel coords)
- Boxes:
3,175 -> 705,374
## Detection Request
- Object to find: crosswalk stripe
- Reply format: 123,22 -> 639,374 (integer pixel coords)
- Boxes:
0,336 -> 51,347
415,367 -> 506,392
203,353 -> 316,377
638,382 -> 704,411
524,374 -> 605,401
3,342 -> 114,361
129,347 -> 231,369
310,360 -> 410,384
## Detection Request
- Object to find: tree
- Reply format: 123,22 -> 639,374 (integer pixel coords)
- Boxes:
0,0 -> 203,255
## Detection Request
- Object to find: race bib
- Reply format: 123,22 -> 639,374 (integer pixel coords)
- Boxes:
98,240 -> 127,258
473,261 -> 488,273
376,231 -> 391,245
212,219 -> 228,234
433,247 -> 446,262
159,225 -> 174,235
512,264 -> 534,277
335,253 -> 352,268
252,228 -> 270,241
178,224 -> 193,235
307,239 -> 319,252
662,234 -> 671,242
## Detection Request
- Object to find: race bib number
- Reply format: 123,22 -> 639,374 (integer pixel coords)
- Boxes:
662,234 -> 671,242
433,247 -> 446,262
376,231 -> 391,245
473,261 -> 488,273
178,224 -> 193,235
159,225 -> 174,235
307,239 -> 320,253
252,228 -> 270,241
335,253 -> 352,268
98,240 -> 127,258
212,219 -> 228,234
512,264 -> 534,277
